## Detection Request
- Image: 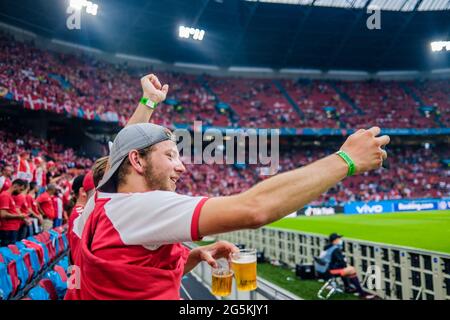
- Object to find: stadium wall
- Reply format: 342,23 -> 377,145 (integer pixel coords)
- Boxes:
218,229 -> 450,300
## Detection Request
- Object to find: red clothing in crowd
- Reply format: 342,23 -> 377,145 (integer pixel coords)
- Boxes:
0,177 -> 11,193
12,193 -> 28,227
12,193 -> 28,215
33,167 -> 47,187
68,204 -> 84,265
26,194 -> 39,215
16,158 -> 32,182
66,191 -> 207,300
0,191 -> 22,231
52,195 -> 63,220
36,191 -> 55,220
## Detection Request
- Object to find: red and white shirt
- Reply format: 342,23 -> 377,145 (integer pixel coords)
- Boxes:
16,158 -> 32,182
34,167 -> 47,187
0,176 -> 11,193
68,191 -> 208,300
52,196 -> 64,220
68,204 -> 84,265
0,191 -> 21,231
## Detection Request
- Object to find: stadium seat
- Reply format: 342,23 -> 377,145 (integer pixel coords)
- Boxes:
44,270 -> 67,299
22,239 -> 46,268
53,265 -> 68,282
48,230 -> 61,255
38,279 -> 58,300
0,247 -> 29,290
0,259 -> 13,300
26,237 -> 51,266
57,256 -> 70,273
1,255 -> 19,297
8,244 -> 34,283
28,285 -> 50,300
18,247 -> 41,280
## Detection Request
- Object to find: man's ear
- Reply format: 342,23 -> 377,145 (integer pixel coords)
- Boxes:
128,150 -> 145,174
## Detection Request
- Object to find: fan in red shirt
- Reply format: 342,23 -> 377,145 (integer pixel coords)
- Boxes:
0,165 -> 14,193
67,175 -> 87,264
12,188 -> 31,241
16,152 -> 32,182
0,179 -> 27,246
33,157 -> 47,191
36,184 -> 57,231
26,181 -> 43,236
52,190 -> 64,228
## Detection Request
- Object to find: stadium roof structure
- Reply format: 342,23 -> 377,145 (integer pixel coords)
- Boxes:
246,0 -> 450,12
0,0 -> 449,71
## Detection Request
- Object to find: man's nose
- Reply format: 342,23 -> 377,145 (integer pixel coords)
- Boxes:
175,161 -> 186,174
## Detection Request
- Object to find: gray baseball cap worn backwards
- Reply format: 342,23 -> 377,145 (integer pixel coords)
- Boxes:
97,123 -> 172,192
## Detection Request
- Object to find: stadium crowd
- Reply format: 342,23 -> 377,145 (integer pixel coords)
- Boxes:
1,127 -> 448,248
0,129 -> 93,247
1,32 -> 448,130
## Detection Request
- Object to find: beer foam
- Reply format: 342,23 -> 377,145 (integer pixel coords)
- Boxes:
231,256 -> 256,264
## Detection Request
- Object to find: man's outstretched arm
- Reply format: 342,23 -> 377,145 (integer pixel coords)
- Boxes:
198,127 -> 390,237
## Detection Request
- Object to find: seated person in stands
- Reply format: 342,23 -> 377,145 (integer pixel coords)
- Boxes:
324,233 -> 377,300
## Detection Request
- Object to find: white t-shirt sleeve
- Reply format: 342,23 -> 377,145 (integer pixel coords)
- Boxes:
73,195 -> 96,239
103,191 -> 208,246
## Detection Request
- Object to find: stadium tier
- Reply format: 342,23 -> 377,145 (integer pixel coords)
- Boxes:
1,32 -> 448,130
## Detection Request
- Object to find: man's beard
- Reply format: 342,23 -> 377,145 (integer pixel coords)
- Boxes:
12,190 -> 20,196
143,161 -> 173,191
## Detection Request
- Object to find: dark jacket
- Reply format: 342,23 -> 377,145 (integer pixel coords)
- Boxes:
324,243 -> 347,270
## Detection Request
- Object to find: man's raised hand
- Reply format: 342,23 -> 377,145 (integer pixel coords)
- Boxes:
340,126 -> 390,174
140,74 -> 169,104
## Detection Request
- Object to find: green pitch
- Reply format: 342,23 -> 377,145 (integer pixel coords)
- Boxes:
269,210 -> 450,254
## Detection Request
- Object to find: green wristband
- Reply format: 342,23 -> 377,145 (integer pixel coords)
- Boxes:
139,97 -> 158,109
336,150 -> 356,177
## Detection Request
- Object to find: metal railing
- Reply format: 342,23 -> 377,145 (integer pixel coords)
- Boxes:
185,242 -> 300,300
217,228 -> 450,300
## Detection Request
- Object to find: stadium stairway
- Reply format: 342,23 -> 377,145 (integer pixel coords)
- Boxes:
400,82 -> 446,128
401,82 -> 424,106
48,73 -> 72,90
329,81 -> 364,115
272,80 -> 305,120
198,75 -> 239,126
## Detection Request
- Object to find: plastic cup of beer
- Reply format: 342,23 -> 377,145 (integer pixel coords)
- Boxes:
231,248 -> 257,291
211,260 -> 234,297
